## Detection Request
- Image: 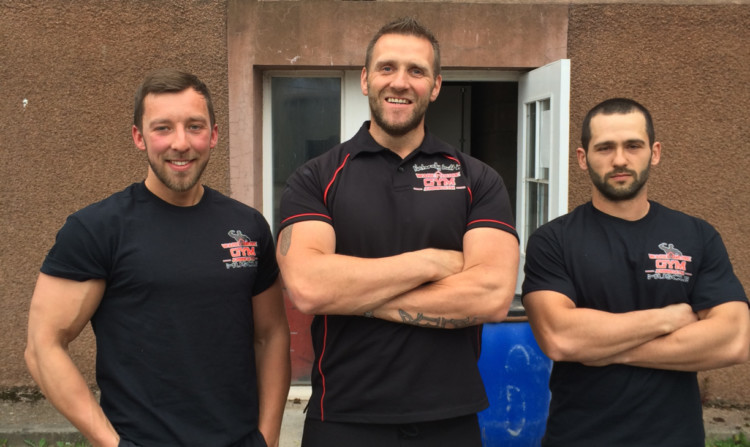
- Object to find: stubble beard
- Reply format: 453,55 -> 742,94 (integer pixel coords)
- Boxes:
588,163 -> 651,202
368,89 -> 430,137
146,145 -> 208,193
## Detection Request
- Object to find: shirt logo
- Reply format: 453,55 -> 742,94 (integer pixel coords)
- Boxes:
645,242 -> 692,282
221,230 -> 258,269
411,162 -> 465,192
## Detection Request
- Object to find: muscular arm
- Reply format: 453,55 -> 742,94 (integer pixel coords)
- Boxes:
523,290 -> 698,363
371,227 -> 519,327
252,277 -> 291,447
25,273 -> 119,447
276,220 -> 463,316
597,301 -> 750,371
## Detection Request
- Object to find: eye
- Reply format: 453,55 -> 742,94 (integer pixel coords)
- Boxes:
410,68 -> 424,77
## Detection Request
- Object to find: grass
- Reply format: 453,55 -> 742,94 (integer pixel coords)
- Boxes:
706,432 -> 750,447
0,441 -> 88,447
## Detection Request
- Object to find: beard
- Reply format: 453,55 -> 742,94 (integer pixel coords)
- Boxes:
588,162 -> 651,202
146,146 -> 208,193
368,90 -> 430,137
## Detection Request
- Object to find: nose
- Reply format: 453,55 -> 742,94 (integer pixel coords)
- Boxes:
612,146 -> 627,167
390,68 -> 409,90
171,125 -> 190,151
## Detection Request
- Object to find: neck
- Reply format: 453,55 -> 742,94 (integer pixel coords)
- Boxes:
144,177 -> 205,207
591,189 -> 650,221
368,123 -> 425,159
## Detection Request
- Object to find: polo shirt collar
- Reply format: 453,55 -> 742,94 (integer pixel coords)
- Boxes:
348,121 -> 459,159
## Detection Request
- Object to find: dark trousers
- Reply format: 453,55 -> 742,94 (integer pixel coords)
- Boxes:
302,414 -> 482,447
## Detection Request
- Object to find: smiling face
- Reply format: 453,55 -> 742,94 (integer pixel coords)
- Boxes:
132,88 -> 218,205
361,33 -> 442,141
578,111 -> 661,204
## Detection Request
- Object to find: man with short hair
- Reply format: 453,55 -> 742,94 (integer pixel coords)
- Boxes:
522,97 -> 750,446
277,18 -> 519,446
25,69 -> 290,447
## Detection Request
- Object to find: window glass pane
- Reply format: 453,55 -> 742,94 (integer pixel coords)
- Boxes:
525,102 -> 536,178
539,99 -> 551,180
525,180 -> 549,237
271,77 -> 341,230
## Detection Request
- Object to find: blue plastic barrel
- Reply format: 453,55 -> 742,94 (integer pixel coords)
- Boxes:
477,319 -> 552,446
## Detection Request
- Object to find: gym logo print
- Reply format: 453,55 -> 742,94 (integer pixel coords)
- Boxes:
645,243 -> 692,283
411,162 -> 465,192
221,230 -> 258,269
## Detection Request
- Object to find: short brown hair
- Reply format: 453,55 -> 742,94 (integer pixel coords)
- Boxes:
133,69 -> 215,132
365,17 -> 441,77
581,98 -> 655,151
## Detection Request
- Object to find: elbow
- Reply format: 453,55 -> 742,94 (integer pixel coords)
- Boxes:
24,342 -> 41,385
480,281 -> 516,323
725,337 -> 750,366
283,278 -> 328,315
531,332 -> 579,363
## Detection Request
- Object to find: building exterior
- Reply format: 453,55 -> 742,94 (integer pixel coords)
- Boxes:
2,0 -> 748,408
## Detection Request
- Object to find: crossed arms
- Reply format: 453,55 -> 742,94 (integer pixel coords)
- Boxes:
276,220 -> 519,328
523,290 -> 750,371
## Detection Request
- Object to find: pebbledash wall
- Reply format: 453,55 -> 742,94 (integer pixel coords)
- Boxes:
1,0 -> 748,407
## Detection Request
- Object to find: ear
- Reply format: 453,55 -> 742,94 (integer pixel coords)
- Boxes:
430,74 -> 442,102
360,67 -> 368,96
576,147 -> 588,171
650,141 -> 662,166
132,125 -> 146,152
210,123 -> 219,149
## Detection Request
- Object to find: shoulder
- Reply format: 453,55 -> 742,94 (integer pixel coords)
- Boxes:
650,201 -> 718,235
69,183 -> 142,225
203,187 -> 271,226
533,203 -> 591,235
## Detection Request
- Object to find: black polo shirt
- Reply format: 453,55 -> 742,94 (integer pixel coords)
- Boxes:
279,121 -> 517,424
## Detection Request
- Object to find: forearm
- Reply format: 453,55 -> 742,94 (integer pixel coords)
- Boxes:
606,304 -> 750,371
254,328 -> 291,447
372,263 -> 515,328
281,248 -> 460,315
25,345 -> 118,447
525,293 -> 698,363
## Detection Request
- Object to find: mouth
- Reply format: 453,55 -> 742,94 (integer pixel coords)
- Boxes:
607,170 -> 634,181
169,160 -> 193,169
386,97 -> 411,105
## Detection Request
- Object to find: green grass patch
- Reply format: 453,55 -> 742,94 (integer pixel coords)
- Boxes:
707,432 -> 750,447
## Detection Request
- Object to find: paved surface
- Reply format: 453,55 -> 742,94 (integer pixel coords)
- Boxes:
1,387 -> 749,446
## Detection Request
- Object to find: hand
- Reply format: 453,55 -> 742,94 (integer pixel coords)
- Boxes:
422,248 -> 464,281
663,303 -> 699,333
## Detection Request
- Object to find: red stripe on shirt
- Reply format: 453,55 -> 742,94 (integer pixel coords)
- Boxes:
468,219 -> 516,232
280,213 -> 332,225
318,315 -> 329,421
442,154 -> 461,164
324,153 -> 351,206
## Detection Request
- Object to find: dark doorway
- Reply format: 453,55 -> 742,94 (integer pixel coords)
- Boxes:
426,82 -> 518,212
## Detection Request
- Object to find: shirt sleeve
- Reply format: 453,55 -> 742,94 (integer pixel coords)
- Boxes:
522,222 -> 578,304
40,214 -> 110,281
278,158 -> 335,234
252,213 -> 281,297
689,221 -> 748,311
464,161 -> 518,239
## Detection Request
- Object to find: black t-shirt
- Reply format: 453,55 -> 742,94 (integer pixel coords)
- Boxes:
522,201 -> 747,447
42,182 -> 279,446
279,122 -> 517,423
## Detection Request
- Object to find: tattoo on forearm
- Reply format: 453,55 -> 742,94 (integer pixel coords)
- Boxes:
398,309 -> 476,329
363,311 -> 374,318
279,225 -> 293,256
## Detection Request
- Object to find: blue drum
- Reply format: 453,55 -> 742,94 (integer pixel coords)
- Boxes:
477,319 -> 552,446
